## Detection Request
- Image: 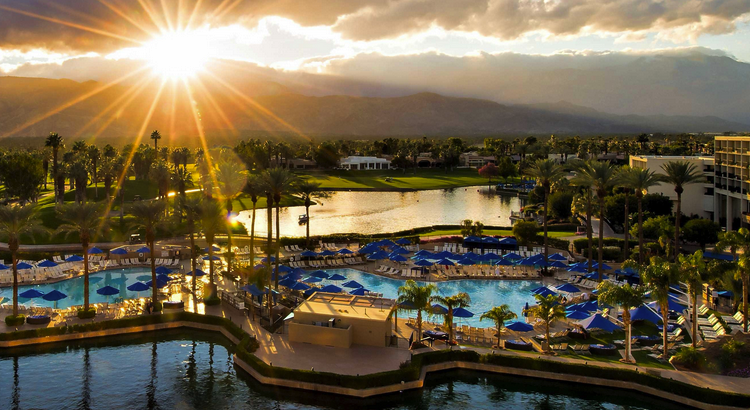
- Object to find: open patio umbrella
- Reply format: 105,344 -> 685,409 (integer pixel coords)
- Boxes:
494,258 -> 513,266
320,284 -> 343,293
357,245 -> 379,254
452,307 -> 474,318
390,254 -> 408,263
395,238 -> 411,245
584,272 -> 608,280
185,269 -> 206,276
337,248 -> 354,255
96,286 -> 120,305
457,258 -> 475,265
146,279 -> 168,289
566,310 -> 591,320
414,250 -> 433,257
328,273 -> 347,281
413,259 -> 433,267
88,247 -> 104,254
300,250 -> 318,257
302,276 -> 322,283
127,282 -> 150,292
204,245 -> 221,252
0,264 -> 9,270
378,239 -> 396,247
342,280 -> 364,288
548,253 -> 567,261
629,305 -> 662,324
290,282 -> 311,291
135,246 -> 150,253
19,289 -> 44,299
592,262 -> 612,270
274,265 -> 292,273
349,287 -> 371,296
16,262 -> 33,270
367,251 -> 390,260
37,260 -> 58,268
156,274 -> 172,283
567,265 -> 589,273
549,260 -> 568,268
506,321 -> 534,332
319,250 -> 336,257
110,248 -> 128,255
310,270 -> 329,279
504,252 -> 522,260
577,314 -> 621,332
431,304 -> 448,315
534,288 -> 558,298
203,255 -> 221,261
155,266 -> 172,274
390,246 -> 409,255
42,289 -> 67,309
279,278 -> 297,288
555,283 -> 580,293
434,251 -> 454,259
436,258 -> 455,266
647,299 -> 686,313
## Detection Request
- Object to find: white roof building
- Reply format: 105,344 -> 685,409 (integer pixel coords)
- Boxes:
339,156 -> 391,170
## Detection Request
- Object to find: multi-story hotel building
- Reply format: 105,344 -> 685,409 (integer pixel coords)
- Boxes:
714,136 -> 750,230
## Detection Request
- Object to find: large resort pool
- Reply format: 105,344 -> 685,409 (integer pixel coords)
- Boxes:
0,330 -> 685,410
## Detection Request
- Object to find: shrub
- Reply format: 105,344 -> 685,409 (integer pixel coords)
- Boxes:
512,221 -> 539,246
549,191 -> 574,221
672,347 -> 706,371
77,308 -> 96,319
682,218 -> 720,250
204,297 -> 221,306
153,301 -> 163,312
5,314 -> 25,326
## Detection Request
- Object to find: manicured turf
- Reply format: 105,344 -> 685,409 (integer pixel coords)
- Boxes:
299,168 -> 517,190
424,229 -> 571,238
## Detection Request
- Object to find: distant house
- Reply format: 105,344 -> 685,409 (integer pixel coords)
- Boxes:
287,158 -> 317,170
459,151 -> 496,168
339,156 -> 391,170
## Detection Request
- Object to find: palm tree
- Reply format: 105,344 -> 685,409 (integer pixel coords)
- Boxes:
678,250 -> 706,346
621,168 -> 666,265
56,203 -> 107,313
480,305 -> 517,348
527,159 -> 565,272
127,201 -> 167,309
180,196 -> 203,300
582,161 -> 619,280
396,280 -> 437,344
429,292 -> 471,342
294,180 -> 330,247
198,198 -> 226,299
571,160 -> 595,272
716,229 -> 750,332
597,281 -> 645,362
641,256 -> 680,358
528,294 -> 566,352
244,175 -> 263,274
87,145 -> 100,200
661,161 -> 703,260
215,161 -> 247,276
45,133 -> 65,203
261,168 -> 298,289
0,205 -> 45,320
150,130 -> 161,153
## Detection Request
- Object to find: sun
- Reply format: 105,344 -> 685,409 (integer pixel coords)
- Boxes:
141,31 -> 210,79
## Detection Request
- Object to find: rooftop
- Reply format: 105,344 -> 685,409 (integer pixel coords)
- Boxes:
295,292 -> 395,321
631,155 -> 713,160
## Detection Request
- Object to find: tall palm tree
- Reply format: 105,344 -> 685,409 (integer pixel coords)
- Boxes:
56,203 -> 107,313
215,161 -> 247,276
294,180 -> 330,247
621,168 -> 666,264
527,159 -> 565,272
150,130 -> 161,153
571,160 -> 595,272
678,250 -> 707,346
198,198 -> 226,299
429,292 -> 471,342
597,281 -> 645,362
127,201 -> 168,309
87,145 -> 100,200
396,280 -> 437,344
45,133 -> 64,203
716,229 -> 750,332
661,161 -> 703,260
244,175 -> 263,273
584,161 -> 620,280
261,168 -> 298,289
641,256 -> 680,358
0,205 -> 45,320
180,196 -> 203,299
528,293 -> 567,352
479,305 -> 517,348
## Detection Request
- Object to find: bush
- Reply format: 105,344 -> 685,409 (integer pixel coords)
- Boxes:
512,221 -> 539,246
77,308 -> 96,319
204,297 -> 221,306
153,301 -> 163,312
549,191 -> 574,220
5,314 -> 25,326
682,218 -> 720,249
672,347 -> 706,371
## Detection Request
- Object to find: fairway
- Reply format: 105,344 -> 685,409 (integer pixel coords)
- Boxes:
298,168 -> 516,190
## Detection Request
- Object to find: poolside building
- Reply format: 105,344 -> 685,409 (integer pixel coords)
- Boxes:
339,156 -> 391,170
288,292 -> 395,348
714,136 -> 750,230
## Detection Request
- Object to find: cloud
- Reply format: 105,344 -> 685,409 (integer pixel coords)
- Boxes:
0,0 -> 748,54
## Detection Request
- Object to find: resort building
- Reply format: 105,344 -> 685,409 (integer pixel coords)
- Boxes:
287,292 -> 395,348
714,136 -> 750,230
459,151 -> 496,168
339,156 -> 391,170
629,155 -> 715,220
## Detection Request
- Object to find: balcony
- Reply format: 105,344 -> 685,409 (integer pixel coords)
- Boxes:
744,213 -> 750,225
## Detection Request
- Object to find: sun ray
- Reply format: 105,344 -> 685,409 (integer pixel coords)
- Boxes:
210,0 -> 246,23
0,67 -> 149,138
191,76 -> 237,135
159,0 -> 175,32
96,0 -> 160,38
135,0 -> 167,34
182,78 -> 222,195
176,0 -> 186,31
83,77 -> 156,141
185,0 -> 205,31
0,5 -> 143,45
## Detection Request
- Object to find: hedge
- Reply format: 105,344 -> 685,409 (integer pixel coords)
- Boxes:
573,238 -> 637,254
530,236 -> 570,251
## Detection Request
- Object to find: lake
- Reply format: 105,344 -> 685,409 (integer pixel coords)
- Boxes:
236,188 -> 523,237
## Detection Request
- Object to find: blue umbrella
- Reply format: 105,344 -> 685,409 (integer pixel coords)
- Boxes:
567,265 -> 589,273
0,264 -> 8,270
457,258 -> 475,265
390,254 -> 408,262
504,252 -> 522,260
137,275 -> 152,281
310,270 -> 330,279
291,267 -> 308,276
549,260 -> 568,268
155,266 -> 172,274
395,238 -> 411,245
146,280 -> 168,289
300,250 -> 318,257
349,287 -> 370,296
186,269 -> 206,276
494,258 -> 513,266
517,258 -> 538,266
319,250 -> 336,257
42,290 -> 67,302
584,272 -> 609,280
302,276 -> 323,283
88,247 -> 104,254
37,260 -> 58,267
647,298 -> 686,313
135,246 -> 150,253
337,248 -> 354,255
290,282 -> 311,291
284,271 -> 305,281
548,253 -> 567,261
531,286 -> 548,294
630,305 -> 662,324
274,265 -> 292,273
241,284 -> 266,297
506,321 -> 534,332
260,256 -> 276,263
204,245 -> 221,252
279,278 -> 297,288
16,262 -> 33,269
581,300 -> 599,312
592,262 -> 612,270
367,251 -> 390,260
556,284 -> 581,293
413,259 -> 434,267
534,288 -> 558,298
156,274 -> 172,283
415,250 -> 433,257
390,247 -> 410,255
577,314 -> 621,332
328,273 -> 347,281
566,310 -> 591,320
96,286 -> 120,296
110,248 -> 128,255
431,304 -> 448,315
320,284 -> 343,293
436,258 -> 455,266
342,280 -> 363,288
357,245 -> 379,254
203,255 -> 221,261
435,251 -> 454,259
463,235 -> 481,242
127,282 -> 150,292
19,289 -> 44,298
378,239 -> 396,247
452,307 -> 474,318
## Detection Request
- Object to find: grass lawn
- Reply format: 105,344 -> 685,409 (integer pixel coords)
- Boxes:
424,229 -> 571,238
298,168 -> 519,190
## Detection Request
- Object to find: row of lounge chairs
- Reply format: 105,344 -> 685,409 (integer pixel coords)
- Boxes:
111,258 -> 180,267
288,257 -> 366,268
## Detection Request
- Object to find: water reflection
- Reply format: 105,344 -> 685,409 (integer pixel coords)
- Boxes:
237,188 -> 523,237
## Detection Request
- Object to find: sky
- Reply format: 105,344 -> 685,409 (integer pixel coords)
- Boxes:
0,0 -> 748,75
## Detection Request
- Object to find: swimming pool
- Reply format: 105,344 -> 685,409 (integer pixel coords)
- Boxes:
321,269 -> 541,327
0,331 -> 685,409
0,268 -> 184,309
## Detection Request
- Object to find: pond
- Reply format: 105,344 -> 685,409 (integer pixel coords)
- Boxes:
0,330 -> 686,410
236,188 -> 523,237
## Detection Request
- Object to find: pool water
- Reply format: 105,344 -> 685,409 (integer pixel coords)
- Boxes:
0,331 -> 685,410
321,269 -> 542,327
0,268 -> 187,309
